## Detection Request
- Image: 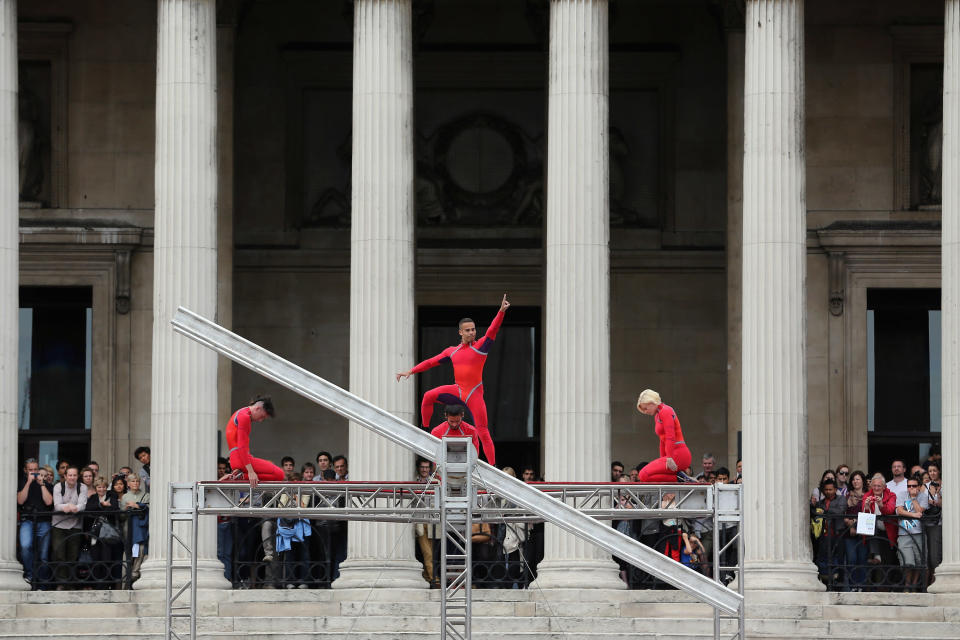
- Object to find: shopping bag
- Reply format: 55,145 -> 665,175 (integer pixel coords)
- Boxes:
856,511 -> 876,536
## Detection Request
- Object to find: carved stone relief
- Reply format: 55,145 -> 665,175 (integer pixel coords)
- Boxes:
18,61 -> 51,205
305,111 -> 658,229
910,64 -> 942,208
892,26 -> 943,211
300,64 -> 664,232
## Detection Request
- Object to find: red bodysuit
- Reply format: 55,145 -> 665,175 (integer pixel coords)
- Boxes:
412,309 -> 504,465
637,403 -> 692,483
430,420 -> 481,454
225,407 -> 285,481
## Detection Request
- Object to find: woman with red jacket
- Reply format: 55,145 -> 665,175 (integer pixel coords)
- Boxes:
635,389 -> 692,483
860,475 -> 897,564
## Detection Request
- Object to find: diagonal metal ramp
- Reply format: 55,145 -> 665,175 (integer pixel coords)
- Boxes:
171,307 -> 742,615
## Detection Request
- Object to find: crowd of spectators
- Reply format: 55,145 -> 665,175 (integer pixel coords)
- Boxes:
16,448 -> 151,590
412,459 -> 543,589
21,440 -> 943,594
809,449 -> 942,592
610,452 -> 740,588
214,450 -> 350,589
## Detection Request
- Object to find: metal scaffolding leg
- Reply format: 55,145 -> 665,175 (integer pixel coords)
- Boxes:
440,437 -> 475,640
166,483 -> 199,640
712,483 -> 744,640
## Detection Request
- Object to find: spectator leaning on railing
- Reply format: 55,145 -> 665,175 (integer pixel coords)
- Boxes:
812,478 -> 846,583
51,466 -> 87,588
861,475 -> 897,565
84,477 -> 123,585
925,461 -> 943,579
841,470 -> 869,590
895,478 -> 925,591
17,458 -> 53,584
120,472 -> 149,581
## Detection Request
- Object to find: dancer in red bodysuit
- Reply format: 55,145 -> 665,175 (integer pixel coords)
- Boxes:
225,395 -> 284,487
430,405 -> 481,454
635,389 -> 693,483
396,294 -> 510,466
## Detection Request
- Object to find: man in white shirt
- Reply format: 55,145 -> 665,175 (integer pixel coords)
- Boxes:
886,459 -> 908,502
51,466 -> 87,587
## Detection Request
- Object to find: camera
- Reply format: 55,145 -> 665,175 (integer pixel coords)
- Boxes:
931,482 -> 940,487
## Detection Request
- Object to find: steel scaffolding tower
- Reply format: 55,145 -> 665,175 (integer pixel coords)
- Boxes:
438,436 -> 475,640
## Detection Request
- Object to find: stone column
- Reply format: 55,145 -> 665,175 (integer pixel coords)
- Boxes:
136,0 -> 228,590
930,0 -> 960,596
741,0 -> 822,592
0,0 -> 27,592
725,16 -> 744,469
332,0 -> 424,590
533,0 -> 621,590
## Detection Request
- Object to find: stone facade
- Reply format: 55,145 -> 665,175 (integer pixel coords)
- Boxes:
7,0 -> 957,596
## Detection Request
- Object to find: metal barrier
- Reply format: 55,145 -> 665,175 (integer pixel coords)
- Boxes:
17,508 -> 144,590
813,513 -> 936,592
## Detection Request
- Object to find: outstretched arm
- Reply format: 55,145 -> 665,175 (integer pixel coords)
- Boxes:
478,295 -> 510,346
397,347 -> 453,381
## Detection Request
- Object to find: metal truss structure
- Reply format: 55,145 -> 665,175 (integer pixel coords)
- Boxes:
165,307 -> 744,640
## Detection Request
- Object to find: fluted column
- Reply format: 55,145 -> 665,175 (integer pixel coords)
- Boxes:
533,0 -> 620,590
0,0 -> 27,592
136,0 -> 228,590
930,0 -> 960,596
332,0 -> 423,589
741,0 -> 821,592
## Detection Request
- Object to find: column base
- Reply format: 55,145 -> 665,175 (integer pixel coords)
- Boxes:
743,560 -> 825,593
928,563 -> 960,593
133,558 -> 231,590
332,559 -> 428,589
529,558 -> 625,590
0,560 -> 29,591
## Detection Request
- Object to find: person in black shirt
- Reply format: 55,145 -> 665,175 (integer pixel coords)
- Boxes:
17,458 -> 53,583
84,477 -> 122,585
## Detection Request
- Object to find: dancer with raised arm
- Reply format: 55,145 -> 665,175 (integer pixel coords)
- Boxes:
225,395 -> 284,487
396,294 -> 510,465
635,389 -> 694,483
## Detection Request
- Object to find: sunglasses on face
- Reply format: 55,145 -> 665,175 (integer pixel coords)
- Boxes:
907,484 -> 919,488
838,471 -> 848,475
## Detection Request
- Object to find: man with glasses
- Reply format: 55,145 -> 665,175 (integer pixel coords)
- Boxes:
895,480 -> 926,591
834,465 -> 850,497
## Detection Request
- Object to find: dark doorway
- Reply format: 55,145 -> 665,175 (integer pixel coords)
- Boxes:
18,286 -> 93,470
866,288 -> 940,472
417,305 -> 540,473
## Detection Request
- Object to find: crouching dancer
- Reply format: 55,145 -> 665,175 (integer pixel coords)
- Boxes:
226,395 -> 283,487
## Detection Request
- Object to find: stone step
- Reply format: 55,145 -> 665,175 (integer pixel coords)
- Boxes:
748,617 -> 960,639
0,613 -> 956,640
